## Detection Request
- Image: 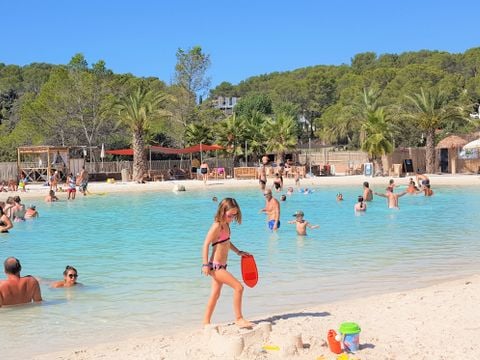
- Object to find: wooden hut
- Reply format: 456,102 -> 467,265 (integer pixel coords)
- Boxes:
17,146 -> 70,182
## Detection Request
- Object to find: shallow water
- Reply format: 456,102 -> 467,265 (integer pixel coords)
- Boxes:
1,184 -> 479,357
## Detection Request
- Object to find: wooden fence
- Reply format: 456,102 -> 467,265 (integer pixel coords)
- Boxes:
2,147 -> 479,182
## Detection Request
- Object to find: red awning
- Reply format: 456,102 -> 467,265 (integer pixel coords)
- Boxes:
105,144 -> 223,156
105,148 -> 134,156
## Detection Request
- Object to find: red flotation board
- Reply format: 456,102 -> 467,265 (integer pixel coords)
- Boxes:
241,255 -> 258,288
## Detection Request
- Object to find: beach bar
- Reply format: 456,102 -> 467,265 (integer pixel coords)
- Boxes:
17,145 -> 71,182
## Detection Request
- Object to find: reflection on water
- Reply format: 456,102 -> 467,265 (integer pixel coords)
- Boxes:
1,185 -> 480,357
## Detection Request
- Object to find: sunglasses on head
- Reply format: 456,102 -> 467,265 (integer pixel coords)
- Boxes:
68,274 -> 78,279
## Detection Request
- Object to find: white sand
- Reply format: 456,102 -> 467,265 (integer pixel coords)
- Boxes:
8,174 -> 480,359
32,275 -> 480,360
13,173 -> 480,203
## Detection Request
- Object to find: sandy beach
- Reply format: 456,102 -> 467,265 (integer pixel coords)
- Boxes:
5,173 -> 480,360
12,172 -> 480,202
31,274 -> 479,360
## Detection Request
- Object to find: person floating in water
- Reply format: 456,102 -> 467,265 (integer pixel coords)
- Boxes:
336,193 -> 344,201
288,210 -> 319,236
201,198 -> 253,328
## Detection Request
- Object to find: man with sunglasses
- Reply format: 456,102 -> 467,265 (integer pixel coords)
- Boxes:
0,257 -> 42,307
260,189 -> 281,231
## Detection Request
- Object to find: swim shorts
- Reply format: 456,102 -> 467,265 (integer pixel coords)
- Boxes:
201,168 -> 208,174
268,220 -> 280,230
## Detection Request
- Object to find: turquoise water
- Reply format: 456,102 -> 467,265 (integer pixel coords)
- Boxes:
1,184 -> 480,357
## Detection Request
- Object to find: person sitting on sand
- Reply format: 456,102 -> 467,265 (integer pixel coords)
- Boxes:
354,195 -> 367,212
8,179 -> 18,192
0,257 -> 42,307
0,181 -> 7,192
201,198 -> 253,328
45,190 -> 59,202
374,187 -> 407,209
25,205 -> 39,219
288,210 -> 319,236
51,265 -> 82,288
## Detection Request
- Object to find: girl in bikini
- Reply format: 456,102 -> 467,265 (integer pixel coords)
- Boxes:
201,198 -> 253,328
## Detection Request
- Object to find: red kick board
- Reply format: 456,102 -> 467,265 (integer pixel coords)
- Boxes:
241,255 -> 258,288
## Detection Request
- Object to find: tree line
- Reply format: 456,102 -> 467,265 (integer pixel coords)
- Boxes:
1,47 -> 480,179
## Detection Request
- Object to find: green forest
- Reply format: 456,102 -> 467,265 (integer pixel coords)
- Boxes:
1,46 -> 480,179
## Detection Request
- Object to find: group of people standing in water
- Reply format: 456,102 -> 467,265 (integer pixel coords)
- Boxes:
202,166 -> 435,328
0,195 -> 38,233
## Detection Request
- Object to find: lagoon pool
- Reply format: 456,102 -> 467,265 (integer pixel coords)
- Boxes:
1,184 -> 480,357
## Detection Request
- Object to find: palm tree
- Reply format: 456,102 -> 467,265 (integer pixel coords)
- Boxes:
184,122 -> 213,146
215,113 -> 246,166
263,112 -> 298,164
242,110 -> 268,162
360,108 -> 394,174
404,88 -> 464,173
115,87 -> 170,182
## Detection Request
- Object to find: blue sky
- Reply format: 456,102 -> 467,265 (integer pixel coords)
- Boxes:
3,1 -> 479,88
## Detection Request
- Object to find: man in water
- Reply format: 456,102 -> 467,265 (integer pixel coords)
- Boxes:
374,187 -> 407,209
362,181 -> 373,201
0,257 -> 42,307
261,189 -> 280,231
